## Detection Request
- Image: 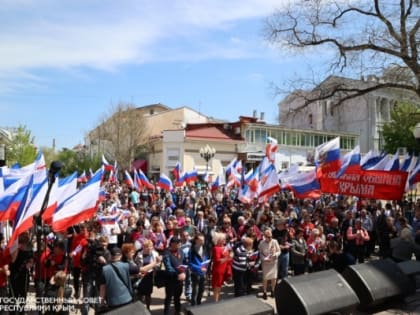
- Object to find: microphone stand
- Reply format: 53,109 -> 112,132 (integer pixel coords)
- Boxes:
33,161 -> 62,314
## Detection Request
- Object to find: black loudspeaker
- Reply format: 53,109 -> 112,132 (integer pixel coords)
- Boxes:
342,259 -> 413,308
103,301 -> 151,315
186,296 -> 274,315
275,269 -> 360,315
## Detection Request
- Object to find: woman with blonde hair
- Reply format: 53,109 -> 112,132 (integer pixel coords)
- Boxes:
211,232 -> 232,302
258,229 -> 281,299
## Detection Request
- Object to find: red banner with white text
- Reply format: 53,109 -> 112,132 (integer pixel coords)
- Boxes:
319,169 -> 408,200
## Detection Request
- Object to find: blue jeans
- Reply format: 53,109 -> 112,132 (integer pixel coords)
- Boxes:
278,252 -> 290,279
190,273 -> 205,306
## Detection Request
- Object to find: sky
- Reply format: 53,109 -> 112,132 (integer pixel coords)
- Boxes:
0,0 -> 331,150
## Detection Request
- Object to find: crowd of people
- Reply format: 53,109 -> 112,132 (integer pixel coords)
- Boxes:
1,179 -> 420,315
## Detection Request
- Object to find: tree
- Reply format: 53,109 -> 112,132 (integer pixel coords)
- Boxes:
89,103 -> 148,170
7,125 -> 37,167
382,102 -> 420,154
56,147 -> 101,177
383,102 -> 420,154
266,0 -> 420,108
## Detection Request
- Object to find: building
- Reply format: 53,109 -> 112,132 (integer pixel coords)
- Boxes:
278,75 -> 420,153
85,104 -> 217,168
151,115 -> 358,177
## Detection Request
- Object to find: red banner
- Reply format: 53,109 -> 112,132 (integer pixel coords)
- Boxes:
319,169 -> 408,200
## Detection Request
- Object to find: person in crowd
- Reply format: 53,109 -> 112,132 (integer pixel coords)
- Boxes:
194,211 -> 208,235
327,240 -> 353,273
44,271 -> 72,315
378,216 -> 398,259
306,228 -> 326,272
211,232 -> 232,302
359,209 -> 374,258
341,210 -> 354,254
219,217 -> 237,245
70,223 -> 89,299
163,237 -> 186,315
183,217 -> 197,239
99,247 -> 139,310
272,218 -> 291,280
258,229 -> 281,299
148,219 -> 167,254
80,235 -> 110,315
291,228 -> 307,276
0,235 -> 10,315
134,239 -> 162,310
180,230 -> 192,302
346,219 -> 370,264
391,217 -> 420,262
231,237 -> 257,297
189,233 -> 208,306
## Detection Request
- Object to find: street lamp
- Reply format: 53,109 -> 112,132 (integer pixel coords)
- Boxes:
199,145 -> 216,172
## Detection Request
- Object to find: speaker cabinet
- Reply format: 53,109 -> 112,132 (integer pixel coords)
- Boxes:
275,269 -> 360,315
102,301 -> 151,315
342,259 -> 413,308
186,296 -> 274,315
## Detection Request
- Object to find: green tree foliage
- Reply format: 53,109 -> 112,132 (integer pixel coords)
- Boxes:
57,147 -> 101,177
7,125 -> 37,167
382,102 -> 420,154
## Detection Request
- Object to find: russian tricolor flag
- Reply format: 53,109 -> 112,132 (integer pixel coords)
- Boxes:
211,176 -> 220,192
124,170 -> 135,189
157,173 -> 173,191
285,169 -> 321,200
138,169 -> 155,190
184,169 -> 198,183
315,137 -> 341,177
172,162 -> 181,181
102,155 -> 114,172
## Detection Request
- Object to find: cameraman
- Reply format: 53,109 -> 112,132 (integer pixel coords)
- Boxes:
80,235 -> 110,315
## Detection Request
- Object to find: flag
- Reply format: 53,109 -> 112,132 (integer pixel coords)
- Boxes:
238,185 -> 253,204
42,171 -> 78,225
124,170 -> 135,189
184,169 -> 198,184
337,145 -> 361,178
284,169 -> 321,200
384,151 -> 400,171
172,162 -> 181,181
157,173 -> 173,191
6,174 -> 36,253
52,169 -> 103,232
258,164 -> 280,199
265,137 -> 278,163
138,169 -> 155,190
133,169 -> 141,190
409,162 -> 420,187
77,171 -> 87,183
401,155 -> 418,172
0,174 -> 32,222
315,137 -> 341,177
225,158 -> 237,177
361,151 -> 387,170
202,172 -> 212,183
211,176 -> 220,192
175,171 -> 185,187
102,155 -> 114,171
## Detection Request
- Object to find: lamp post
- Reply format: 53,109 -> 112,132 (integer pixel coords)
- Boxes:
0,144 -> 5,167
199,145 -> 216,172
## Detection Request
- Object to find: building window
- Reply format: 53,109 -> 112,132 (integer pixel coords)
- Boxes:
308,113 -> 313,125
150,109 -> 155,115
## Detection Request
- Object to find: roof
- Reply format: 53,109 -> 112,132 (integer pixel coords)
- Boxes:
185,125 -> 244,142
